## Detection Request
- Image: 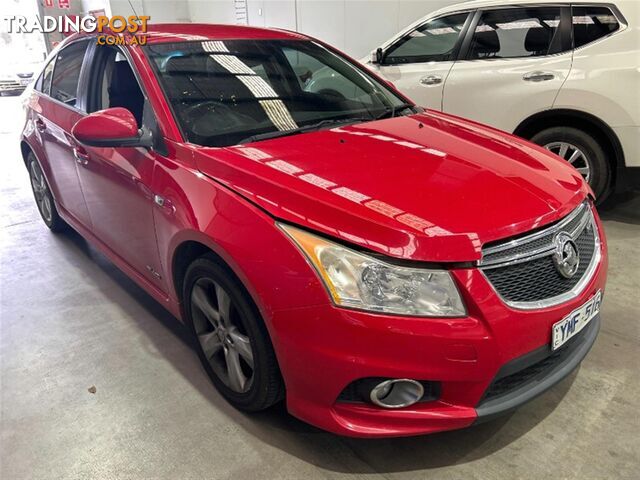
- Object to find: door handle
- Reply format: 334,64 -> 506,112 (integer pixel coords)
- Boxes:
154,194 -> 175,215
523,71 -> 555,82
74,147 -> 90,166
420,75 -> 443,86
35,118 -> 46,132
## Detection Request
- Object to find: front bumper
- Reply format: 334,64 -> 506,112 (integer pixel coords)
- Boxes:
475,314 -> 600,423
270,242 -> 607,438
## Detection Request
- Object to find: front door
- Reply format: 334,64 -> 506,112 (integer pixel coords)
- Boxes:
75,45 -> 165,290
371,12 -> 472,110
443,6 -> 572,132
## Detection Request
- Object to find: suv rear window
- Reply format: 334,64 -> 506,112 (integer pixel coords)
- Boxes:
572,6 -> 620,48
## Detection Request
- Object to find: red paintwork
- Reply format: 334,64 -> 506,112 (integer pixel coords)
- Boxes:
21,26 -> 608,438
138,23 -> 307,44
71,107 -> 139,142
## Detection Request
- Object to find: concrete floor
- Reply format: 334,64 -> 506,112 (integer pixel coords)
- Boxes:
1,95 -> 638,479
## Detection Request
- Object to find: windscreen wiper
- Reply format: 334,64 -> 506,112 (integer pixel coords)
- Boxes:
238,117 -> 365,144
373,103 -> 416,121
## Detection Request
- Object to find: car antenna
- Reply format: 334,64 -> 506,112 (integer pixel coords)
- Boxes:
127,0 -> 142,25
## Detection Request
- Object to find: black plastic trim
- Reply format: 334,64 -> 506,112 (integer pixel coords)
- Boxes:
475,314 -> 600,423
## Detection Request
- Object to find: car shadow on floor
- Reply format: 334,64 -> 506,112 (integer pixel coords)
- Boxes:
52,225 -> 580,474
599,190 -> 639,225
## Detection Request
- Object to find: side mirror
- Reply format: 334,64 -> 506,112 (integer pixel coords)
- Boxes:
373,47 -> 384,65
72,107 -> 152,149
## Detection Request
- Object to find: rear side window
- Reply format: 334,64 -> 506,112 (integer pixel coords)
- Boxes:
468,7 -> 563,59
384,13 -> 470,64
572,6 -> 620,48
40,59 -> 55,95
50,41 -> 89,107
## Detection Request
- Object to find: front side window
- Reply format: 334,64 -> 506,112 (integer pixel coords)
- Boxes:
384,13 -> 470,64
145,40 -> 409,147
50,41 -> 89,107
467,7 -> 563,60
572,6 -> 620,48
88,46 -> 145,127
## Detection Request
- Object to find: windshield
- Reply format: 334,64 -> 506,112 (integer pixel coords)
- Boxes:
144,39 -> 411,147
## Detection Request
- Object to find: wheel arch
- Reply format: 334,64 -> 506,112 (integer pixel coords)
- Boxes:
513,109 -> 625,190
169,236 -> 270,329
20,140 -> 34,168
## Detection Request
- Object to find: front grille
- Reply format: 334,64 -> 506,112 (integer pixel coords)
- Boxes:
480,202 -> 600,308
0,80 -> 24,91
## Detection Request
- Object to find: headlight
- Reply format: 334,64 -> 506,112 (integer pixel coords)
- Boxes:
279,224 -> 466,317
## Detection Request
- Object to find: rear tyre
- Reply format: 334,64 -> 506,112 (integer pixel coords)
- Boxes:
530,126 -> 611,202
183,255 -> 284,411
27,153 -> 67,232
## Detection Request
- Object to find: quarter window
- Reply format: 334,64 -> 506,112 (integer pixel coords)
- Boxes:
572,6 -> 620,48
384,13 -> 470,64
50,41 -> 89,107
467,8 -> 563,60
40,59 -> 55,95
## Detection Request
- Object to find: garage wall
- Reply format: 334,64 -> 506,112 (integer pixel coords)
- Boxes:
110,0 -> 191,22
187,0 -> 237,24
107,0 -> 462,57
293,0 -> 459,58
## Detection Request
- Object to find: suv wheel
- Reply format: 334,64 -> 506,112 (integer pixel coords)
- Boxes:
183,255 -> 284,411
530,127 -> 611,202
27,153 -> 67,232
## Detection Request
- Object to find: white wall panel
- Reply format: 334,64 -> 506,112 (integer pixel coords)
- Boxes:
297,1 -> 346,50
110,0 -> 190,22
187,0 -> 237,24
107,0 -> 461,56
263,0 -> 297,30
344,0 -> 398,59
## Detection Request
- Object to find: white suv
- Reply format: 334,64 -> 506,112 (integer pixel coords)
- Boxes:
364,0 -> 639,201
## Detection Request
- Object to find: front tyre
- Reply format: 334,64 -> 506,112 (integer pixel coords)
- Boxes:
27,153 -> 67,232
530,126 -> 611,202
183,255 -> 284,411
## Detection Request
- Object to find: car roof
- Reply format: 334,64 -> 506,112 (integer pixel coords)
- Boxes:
137,23 -> 308,44
430,0 -> 626,15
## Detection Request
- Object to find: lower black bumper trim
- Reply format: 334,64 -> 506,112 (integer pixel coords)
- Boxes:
475,314 -> 600,424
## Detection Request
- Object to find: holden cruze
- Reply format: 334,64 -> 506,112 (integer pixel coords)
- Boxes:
20,24 -> 607,437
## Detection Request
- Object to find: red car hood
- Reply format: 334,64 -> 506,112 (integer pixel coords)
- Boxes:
193,110 -> 589,262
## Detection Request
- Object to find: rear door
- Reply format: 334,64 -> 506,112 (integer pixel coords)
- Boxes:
37,40 -> 93,227
443,6 -> 572,132
369,12 -> 472,110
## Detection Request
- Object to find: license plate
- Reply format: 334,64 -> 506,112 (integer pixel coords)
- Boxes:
552,290 -> 602,350
20,79 -> 31,86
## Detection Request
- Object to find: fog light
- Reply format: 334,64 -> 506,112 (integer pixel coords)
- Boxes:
369,379 -> 424,408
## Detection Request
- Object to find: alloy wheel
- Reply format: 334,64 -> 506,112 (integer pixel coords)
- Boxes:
29,161 -> 53,223
190,277 -> 255,393
544,141 -> 592,183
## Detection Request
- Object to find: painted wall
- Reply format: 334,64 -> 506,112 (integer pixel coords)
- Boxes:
110,0 -> 190,22
107,0 -> 461,57
240,0 -> 460,57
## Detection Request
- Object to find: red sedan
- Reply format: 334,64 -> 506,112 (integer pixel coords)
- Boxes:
20,24 -> 607,437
